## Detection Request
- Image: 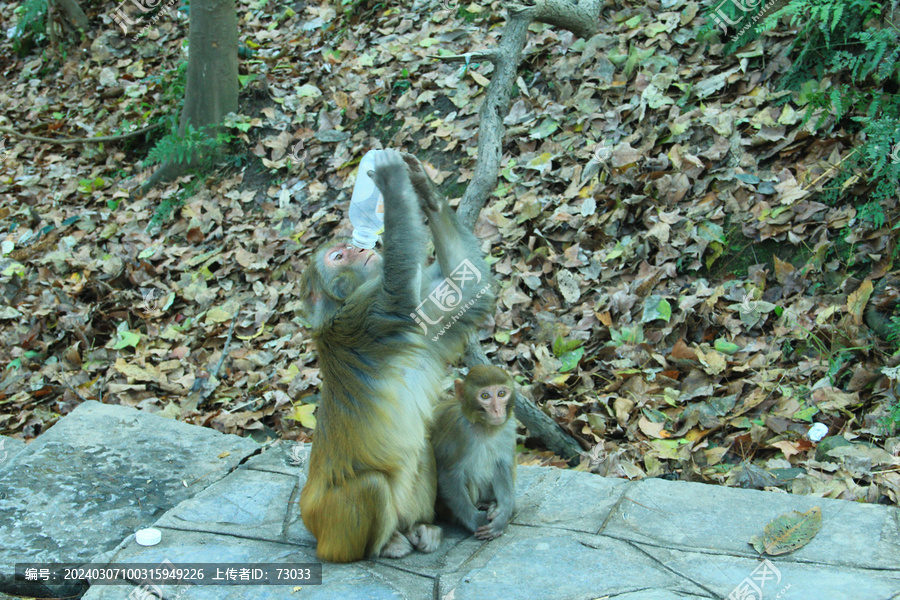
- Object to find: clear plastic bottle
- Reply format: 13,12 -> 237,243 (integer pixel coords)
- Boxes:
348,149 -> 385,249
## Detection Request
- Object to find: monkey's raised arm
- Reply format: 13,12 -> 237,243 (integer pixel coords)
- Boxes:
372,150 -> 429,314
400,154 -> 494,350
403,155 -> 489,287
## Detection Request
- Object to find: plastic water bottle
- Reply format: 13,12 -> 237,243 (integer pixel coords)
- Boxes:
348,149 -> 385,249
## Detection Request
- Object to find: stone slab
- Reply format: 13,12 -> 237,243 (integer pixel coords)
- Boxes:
511,465 -> 628,532
242,439 -> 309,478
0,436 -> 25,467
435,525 -> 709,600
637,544 -> 900,600
0,401 -> 259,598
155,468 -> 298,541
605,477 -> 900,569
8,426 -> 900,600
80,529 -> 435,600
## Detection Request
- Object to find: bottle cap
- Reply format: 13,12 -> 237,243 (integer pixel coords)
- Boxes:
807,423 -> 829,442
135,528 -> 162,546
351,228 -> 378,249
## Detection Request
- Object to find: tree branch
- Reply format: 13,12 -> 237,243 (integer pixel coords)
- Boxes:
457,0 -> 604,459
0,123 -> 162,145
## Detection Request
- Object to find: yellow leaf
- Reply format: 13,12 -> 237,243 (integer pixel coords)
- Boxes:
548,374 -> 571,386
114,358 -> 160,382
279,363 -> 301,384
696,348 -> 726,375
237,323 -> 265,340
469,71 -> 490,87
289,404 -> 317,429
685,427 -> 711,442
815,305 -> 839,325
847,279 -> 873,325
206,307 -> 233,324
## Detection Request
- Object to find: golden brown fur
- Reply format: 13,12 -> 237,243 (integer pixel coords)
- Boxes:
298,151 -> 494,561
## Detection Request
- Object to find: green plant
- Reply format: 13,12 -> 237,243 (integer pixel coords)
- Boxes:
12,0 -> 47,54
756,0 -> 892,93
143,125 -> 232,168
392,68 -> 411,94
457,6 -> 480,22
143,125 -> 234,228
723,0 -> 900,271
880,400 -> 900,434
607,324 -> 645,347
883,315 -> 900,356
552,337 -> 585,373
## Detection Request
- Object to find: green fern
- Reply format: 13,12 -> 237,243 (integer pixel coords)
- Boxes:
856,201 -> 886,228
144,125 -> 231,168
12,0 -> 47,54
754,0 -> 900,236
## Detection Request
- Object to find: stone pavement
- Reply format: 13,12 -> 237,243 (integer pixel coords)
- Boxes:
1,401 -> 899,600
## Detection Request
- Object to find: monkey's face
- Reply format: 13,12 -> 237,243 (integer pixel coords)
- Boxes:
477,384 -> 511,425
323,242 -> 381,280
298,241 -> 382,330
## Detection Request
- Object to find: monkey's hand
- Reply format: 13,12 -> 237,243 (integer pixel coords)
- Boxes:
372,149 -> 413,200
400,153 -> 442,213
474,507 -> 510,540
474,517 -> 507,540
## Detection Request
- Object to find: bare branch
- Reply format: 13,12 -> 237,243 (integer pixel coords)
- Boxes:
431,50 -> 499,63
529,0 -> 604,38
457,0 -> 605,457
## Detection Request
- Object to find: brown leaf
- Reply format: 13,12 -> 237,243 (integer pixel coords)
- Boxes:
671,338 -> 698,361
769,440 -> 801,459
773,256 -> 795,284
811,387 -> 859,412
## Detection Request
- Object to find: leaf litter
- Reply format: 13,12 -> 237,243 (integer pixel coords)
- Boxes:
0,0 -> 898,507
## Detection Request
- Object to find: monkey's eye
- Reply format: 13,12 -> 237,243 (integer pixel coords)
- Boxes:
480,392 -> 490,400
498,390 -> 507,397
330,251 -> 344,261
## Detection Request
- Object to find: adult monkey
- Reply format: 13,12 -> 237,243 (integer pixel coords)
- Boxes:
298,149 -> 495,562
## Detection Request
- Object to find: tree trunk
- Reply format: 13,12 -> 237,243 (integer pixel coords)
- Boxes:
139,0 -> 238,195
53,0 -> 89,31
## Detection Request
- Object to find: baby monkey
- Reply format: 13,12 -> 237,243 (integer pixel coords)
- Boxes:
430,365 -> 516,540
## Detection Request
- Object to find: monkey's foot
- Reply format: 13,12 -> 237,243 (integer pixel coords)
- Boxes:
400,153 -> 440,212
406,523 -> 442,553
381,530 -> 414,558
474,523 -> 503,540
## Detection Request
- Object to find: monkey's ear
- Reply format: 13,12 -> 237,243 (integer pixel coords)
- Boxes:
299,292 -> 338,331
453,379 -> 465,401
331,272 -> 360,301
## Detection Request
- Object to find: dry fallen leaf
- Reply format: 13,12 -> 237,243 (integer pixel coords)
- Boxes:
750,506 -> 822,556
557,270 -> 581,304
847,279 -> 873,325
